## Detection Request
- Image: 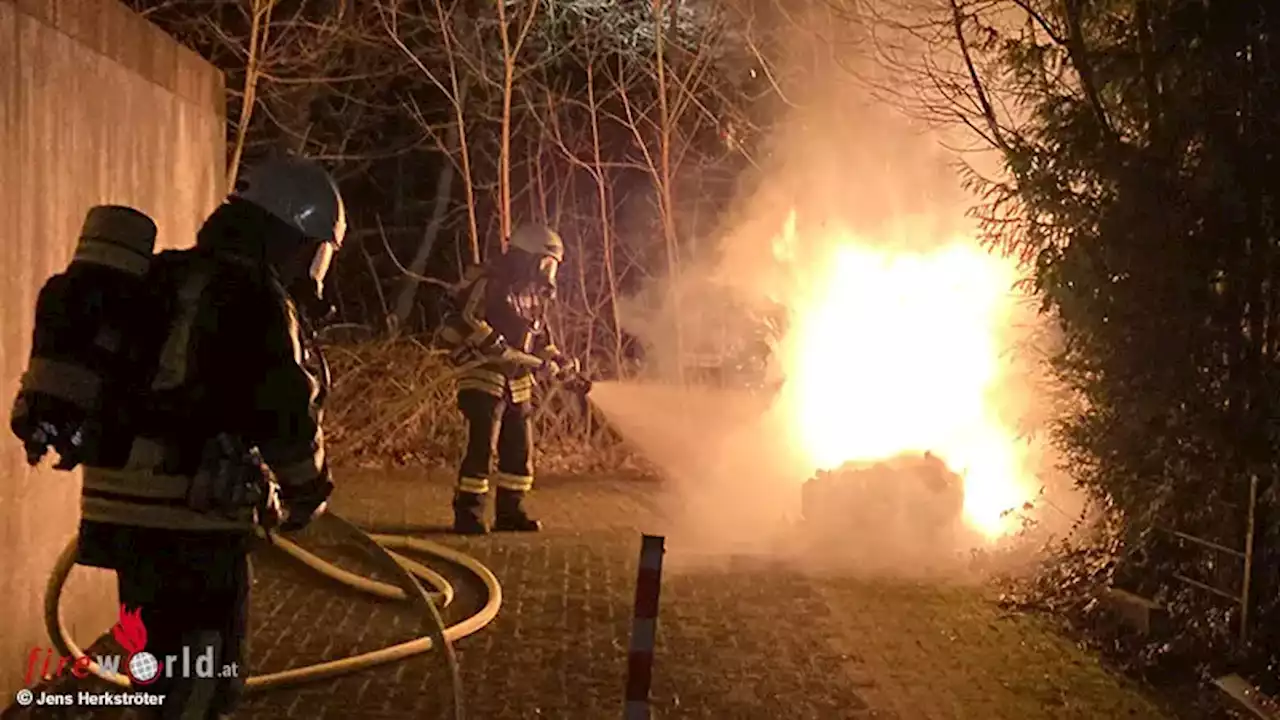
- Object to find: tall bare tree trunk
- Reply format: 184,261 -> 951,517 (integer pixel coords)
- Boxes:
495,0 -> 541,248
653,0 -> 683,383
226,0 -> 276,190
391,119 -> 460,327
587,61 -> 624,378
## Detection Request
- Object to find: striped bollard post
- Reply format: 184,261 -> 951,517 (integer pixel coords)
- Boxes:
624,534 -> 666,720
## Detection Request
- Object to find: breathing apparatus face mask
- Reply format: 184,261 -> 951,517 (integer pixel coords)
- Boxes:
305,201 -> 346,300
535,255 -> 559,295
308,239 -> 338,297
283,236 -> 340,324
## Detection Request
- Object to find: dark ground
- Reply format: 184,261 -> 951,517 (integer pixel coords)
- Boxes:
4,467 -> 1191,719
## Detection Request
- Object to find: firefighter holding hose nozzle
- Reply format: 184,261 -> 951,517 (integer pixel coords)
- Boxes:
438,224 -> 592,534
10,156 -> 346,719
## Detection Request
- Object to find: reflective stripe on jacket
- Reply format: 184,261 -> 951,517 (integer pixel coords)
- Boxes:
449,264 -> 562,403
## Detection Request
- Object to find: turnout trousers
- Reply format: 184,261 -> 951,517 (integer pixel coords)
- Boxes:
455,388 -> 534,497
97,527 -> 251,719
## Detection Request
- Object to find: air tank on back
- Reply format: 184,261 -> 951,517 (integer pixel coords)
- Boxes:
10,205 -> 158,469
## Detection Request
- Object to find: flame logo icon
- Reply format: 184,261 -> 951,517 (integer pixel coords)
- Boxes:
112,605 -> 160,685
112,605 -> 147,654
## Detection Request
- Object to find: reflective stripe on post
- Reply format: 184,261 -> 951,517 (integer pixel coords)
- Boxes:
624,534 -> 665,720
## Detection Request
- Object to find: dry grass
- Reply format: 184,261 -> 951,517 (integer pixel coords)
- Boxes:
323,337 -> 646,474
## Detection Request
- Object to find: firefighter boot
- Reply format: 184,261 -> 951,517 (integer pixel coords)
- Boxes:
493,489 -> 541,532
452,491 -> 489,534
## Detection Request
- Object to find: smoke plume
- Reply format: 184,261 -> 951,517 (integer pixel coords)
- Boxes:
589,8 -> 1079,577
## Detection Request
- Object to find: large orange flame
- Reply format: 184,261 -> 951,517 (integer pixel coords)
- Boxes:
770,213 -> 1035,539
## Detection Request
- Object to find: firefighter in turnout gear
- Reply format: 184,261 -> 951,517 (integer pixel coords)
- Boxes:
439,224 -> 587,534
64,157 -> 343,719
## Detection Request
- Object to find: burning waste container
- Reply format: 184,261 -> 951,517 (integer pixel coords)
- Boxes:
800,451 -> 966,553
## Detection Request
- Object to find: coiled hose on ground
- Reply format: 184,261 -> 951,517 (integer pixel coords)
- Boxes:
42,512 -> 502,719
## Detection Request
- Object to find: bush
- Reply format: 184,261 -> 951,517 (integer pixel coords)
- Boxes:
322,337 -> 644,474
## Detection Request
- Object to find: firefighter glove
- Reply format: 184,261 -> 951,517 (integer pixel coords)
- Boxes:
553,358 -> 592,396
475,331 -> 508,358
10,395 -> 87,469
565,372 -> 593,396
556,356 -> 581,379
279,477 -> 334,532
279,498 -> 327,532
542,356 -> 577,380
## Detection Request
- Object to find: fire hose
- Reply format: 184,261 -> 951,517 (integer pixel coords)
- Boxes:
42,512 -> 502,720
